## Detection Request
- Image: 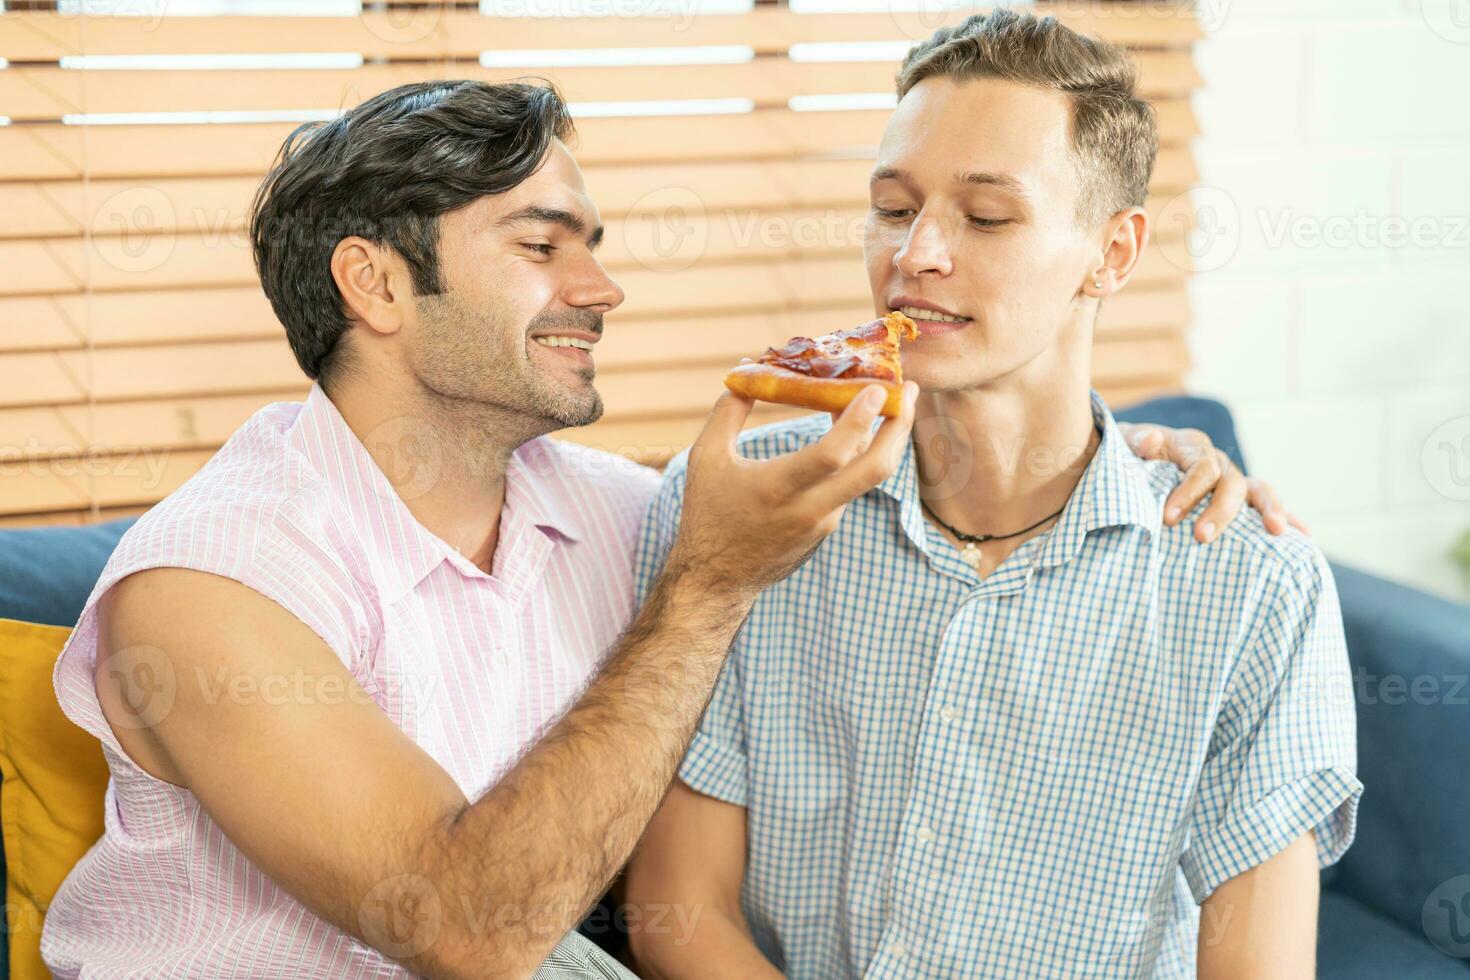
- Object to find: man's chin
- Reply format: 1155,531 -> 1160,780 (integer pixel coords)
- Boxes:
900,356 -> 1001,394
898,351 -> 951,389
542,391 -> 603,431
523,356 -> 601,427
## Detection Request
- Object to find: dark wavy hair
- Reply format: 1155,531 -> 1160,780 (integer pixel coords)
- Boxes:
248,80 -> 574,388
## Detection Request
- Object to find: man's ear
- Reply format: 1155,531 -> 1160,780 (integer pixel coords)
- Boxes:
1088,206 -> 1150,296
330,236 -> 408,338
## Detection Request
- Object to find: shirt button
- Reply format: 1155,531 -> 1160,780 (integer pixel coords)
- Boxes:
887,941 -> 906,958
915,824 -> 935,843
939,705 -> 958,722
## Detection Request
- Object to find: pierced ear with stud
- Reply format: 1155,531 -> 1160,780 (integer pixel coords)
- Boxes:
1092,273 -> 1106,290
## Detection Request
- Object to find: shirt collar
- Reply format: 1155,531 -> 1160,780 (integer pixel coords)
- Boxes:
1033,390 -> 1161,569
504,437 -> 584,545
875,389 -> 1160,568
873,425 -> 933,555
285,384 -> 579,603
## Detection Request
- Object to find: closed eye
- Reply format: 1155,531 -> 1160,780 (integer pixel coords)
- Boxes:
872,207 -> 914,221
967,216 -> 1010,229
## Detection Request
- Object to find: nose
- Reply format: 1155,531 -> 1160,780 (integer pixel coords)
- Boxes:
567,251 -> 625,313
894,212 -> 954,279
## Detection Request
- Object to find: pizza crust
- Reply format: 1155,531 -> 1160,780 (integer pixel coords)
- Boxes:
723,362 -> 905,417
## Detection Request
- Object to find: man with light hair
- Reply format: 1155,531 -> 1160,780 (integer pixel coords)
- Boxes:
627,10 -> 1360,979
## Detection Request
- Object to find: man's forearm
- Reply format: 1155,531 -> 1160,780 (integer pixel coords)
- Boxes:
632,906 -> 785,980
415,561 -> 752,977
1196,832 -> 1319,980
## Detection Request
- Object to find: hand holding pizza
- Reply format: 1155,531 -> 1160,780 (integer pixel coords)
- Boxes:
669,379 -> 919,600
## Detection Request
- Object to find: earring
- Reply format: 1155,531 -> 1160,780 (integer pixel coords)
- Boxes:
1093,276 -> 1105,289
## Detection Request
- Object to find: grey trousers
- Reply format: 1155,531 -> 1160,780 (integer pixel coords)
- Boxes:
530,931 -> 640,979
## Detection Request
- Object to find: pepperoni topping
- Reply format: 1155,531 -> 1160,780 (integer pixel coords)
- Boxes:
757,316 -> 906,381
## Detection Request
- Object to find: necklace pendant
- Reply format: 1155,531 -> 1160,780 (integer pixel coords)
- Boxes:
961,542 -> 983,570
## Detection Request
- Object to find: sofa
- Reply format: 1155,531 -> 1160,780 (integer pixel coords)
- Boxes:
2,395 -> 1468,978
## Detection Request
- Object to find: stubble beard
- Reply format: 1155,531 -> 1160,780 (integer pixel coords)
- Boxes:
414,291 -> 605,433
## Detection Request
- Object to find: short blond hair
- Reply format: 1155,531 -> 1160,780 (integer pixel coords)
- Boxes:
897,7 -> 1158,225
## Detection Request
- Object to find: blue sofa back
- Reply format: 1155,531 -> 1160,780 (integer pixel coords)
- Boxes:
1327,563 -> 1470,950
1114,394 -> 1249,473
0,518 -> 139,629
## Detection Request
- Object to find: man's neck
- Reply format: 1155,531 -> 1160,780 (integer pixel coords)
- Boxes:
913,363 -> 1099,546
329,378 -> 540,574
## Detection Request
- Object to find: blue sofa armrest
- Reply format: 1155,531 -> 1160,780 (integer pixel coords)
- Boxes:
1329,561 -> 1470,959
1319,891 -> 1470,978
0,516 -> 139,979
1114,396 -> 1470,969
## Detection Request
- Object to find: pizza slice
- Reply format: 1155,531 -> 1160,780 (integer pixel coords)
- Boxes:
722,311 -> 921,417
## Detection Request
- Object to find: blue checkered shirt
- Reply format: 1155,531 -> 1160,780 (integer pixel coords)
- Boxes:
635,391 -> 1362,979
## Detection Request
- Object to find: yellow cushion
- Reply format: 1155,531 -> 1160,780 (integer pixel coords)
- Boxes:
0,618 -> 108,980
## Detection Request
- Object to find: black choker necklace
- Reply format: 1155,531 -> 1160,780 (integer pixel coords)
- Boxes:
918,498 -> 1067,569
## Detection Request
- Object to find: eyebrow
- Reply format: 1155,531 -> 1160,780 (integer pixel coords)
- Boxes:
496,204 -> 604,250
870,166 -> 1031,201
959,171 -> 1031,201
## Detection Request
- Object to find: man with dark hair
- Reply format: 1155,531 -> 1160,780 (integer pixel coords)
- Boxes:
45,77 -> 1286,979
248,82 -> 582,395
627,10 -> 1359,979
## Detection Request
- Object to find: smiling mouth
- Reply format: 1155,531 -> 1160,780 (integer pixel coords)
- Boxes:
532,335 -> 596,352
529,334 -> 597,377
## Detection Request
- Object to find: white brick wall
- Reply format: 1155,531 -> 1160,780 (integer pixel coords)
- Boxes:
1186,0 -> 1470,601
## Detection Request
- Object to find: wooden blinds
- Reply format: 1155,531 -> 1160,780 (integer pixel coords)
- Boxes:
0,1 -> 1201,525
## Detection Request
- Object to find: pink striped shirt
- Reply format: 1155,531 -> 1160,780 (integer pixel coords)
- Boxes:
46,383 -> 659,978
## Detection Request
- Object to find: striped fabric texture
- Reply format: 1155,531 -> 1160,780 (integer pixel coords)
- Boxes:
46,383 -> 659,978
637,390 -> 1363,979
534,932 -> 640,979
